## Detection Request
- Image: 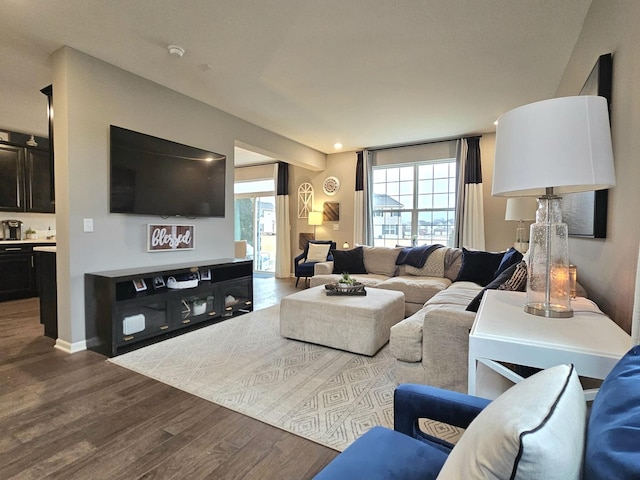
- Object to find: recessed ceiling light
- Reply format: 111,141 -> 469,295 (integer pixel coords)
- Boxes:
334,143 -> 343,149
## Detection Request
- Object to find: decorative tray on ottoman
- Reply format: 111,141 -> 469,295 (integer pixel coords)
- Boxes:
325,282 -> 367,296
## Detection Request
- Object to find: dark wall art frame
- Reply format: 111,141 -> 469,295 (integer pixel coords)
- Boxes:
561,53 -> 613,238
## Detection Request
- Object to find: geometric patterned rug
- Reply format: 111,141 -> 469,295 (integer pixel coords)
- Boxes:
110,304 -> 464,452
109,305 -> 396,451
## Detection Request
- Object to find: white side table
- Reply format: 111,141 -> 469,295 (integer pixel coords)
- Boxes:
468,290 -> 631,401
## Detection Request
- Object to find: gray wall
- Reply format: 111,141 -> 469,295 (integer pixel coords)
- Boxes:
554,0 -> 640,332
52,47 -> 325,350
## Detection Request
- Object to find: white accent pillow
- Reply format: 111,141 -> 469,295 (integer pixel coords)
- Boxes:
306,243 -> 331,262
437,364 -> 586,480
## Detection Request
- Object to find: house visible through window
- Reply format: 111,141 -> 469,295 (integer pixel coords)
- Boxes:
372,160 -> 457,247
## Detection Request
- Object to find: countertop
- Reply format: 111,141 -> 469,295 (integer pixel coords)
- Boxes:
34,246 -> 56,253
0,239 -> 56,245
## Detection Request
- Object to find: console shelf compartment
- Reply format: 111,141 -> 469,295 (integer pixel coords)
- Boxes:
85,258 -> 252,357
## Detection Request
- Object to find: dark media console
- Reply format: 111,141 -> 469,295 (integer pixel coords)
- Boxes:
85,258 -> 252,357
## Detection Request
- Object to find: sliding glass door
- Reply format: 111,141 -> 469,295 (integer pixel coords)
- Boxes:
234,179 -> 276,273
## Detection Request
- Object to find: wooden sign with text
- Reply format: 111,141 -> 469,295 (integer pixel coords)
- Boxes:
147,224 -> 195,252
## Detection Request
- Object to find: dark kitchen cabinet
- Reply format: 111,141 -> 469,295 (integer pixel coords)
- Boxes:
0,143 -> 54,213
0,244 -> 37,301
0,144 -> 24,211
25,148 -> 54,213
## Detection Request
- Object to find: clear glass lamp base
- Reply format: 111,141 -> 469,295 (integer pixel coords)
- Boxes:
524,195 -> 574,319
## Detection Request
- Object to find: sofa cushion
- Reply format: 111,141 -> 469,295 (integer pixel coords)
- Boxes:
389,311 -> 425,362
584,345 -> 640,479
424,282 -> 483,308
443,247 -> 463,281
494,247 -> 523,277
437,364 -> 586,480
399,246 -> 446,278
362,246 -> 402,277
332,246 -> 367,274
455,248 -> 505,287
306,242 -> 331,262
309,273 -> 388,289
378,276 -> 450,305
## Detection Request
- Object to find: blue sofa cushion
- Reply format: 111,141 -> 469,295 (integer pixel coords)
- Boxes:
313,426 -> 448,480
584,345 -> 640,479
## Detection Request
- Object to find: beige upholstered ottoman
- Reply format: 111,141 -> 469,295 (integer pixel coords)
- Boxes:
280,285 -> 405,356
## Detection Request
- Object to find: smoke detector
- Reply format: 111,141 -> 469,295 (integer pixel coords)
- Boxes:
167,45 -> 185,57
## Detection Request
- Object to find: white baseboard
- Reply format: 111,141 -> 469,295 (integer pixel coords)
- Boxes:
54,338 -> 87,354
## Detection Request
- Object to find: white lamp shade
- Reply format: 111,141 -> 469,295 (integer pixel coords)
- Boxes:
492,96 -> 615,197
308,211 -> 323,226
505,197 -> 537,221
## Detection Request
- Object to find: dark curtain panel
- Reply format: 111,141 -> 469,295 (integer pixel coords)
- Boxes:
464,136 -> 482,184
355,151 -> 364,191
277,161 -> 289,196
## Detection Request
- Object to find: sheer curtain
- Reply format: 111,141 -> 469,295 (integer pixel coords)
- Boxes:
456,136 -> 485,249
275,162 -> 291,278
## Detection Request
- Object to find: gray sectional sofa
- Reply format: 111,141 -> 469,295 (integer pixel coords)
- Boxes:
310,245 -> 465,316
310,245 -> 506,393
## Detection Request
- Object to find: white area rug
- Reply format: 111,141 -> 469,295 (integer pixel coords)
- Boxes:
109,305 -> 396,452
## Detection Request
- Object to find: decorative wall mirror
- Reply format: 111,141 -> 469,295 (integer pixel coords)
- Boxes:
298,182 -> 314,218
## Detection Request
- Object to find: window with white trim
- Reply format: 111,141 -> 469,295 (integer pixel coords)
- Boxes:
371,160 -> 457,247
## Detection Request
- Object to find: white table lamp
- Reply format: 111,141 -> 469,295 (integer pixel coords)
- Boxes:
505,197 -> 537,252
493,96 -> 615,318
308,211 -> 323,239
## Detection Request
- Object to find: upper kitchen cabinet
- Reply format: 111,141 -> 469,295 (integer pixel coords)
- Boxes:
0,134 -> 54,213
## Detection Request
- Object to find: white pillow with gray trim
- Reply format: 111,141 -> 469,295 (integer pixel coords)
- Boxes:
437,364 -> 586,480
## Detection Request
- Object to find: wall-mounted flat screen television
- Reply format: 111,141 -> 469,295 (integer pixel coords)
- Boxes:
110,125 -> 226,217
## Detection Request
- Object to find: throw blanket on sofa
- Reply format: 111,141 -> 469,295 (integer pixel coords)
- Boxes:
396,244 -> 444,268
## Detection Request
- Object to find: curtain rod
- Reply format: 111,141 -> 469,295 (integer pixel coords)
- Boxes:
364,134 -> 482,153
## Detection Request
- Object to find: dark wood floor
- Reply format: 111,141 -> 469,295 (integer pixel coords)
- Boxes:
0,276 -> 336,480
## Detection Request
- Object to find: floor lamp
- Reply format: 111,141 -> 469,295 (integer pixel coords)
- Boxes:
493,96 -> 615,318
308,211 -> 323,240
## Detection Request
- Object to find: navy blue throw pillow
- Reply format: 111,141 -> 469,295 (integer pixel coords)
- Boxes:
494,247 -> 523,277
466,263 -> 519,312
332,247 -> 367,274
455,248 -> 505,287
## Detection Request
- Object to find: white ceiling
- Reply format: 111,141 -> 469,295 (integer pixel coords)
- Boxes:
0,0 -> 592,159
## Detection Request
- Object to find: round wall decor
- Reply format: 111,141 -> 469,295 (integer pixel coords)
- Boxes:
323,176 -> 340,196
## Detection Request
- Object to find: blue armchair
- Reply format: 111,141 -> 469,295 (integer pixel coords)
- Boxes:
294,240 -> 336,287
314,346 -> 640,479
313,384 -> 490,479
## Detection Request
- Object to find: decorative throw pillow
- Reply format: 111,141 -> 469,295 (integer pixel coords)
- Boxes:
494,247 -> 523,277
332,247 -> 367,274
498,260 -> 528,292
465,263 -> 519,313
404,246 -> 446,277
362,246 -> 402,277
437,364 -> 586,480
455,248 -> 505,287
584,345 -> 640,479
306,243 -> 331,262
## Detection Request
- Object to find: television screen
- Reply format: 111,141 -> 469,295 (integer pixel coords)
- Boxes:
110,125 -> 226,217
